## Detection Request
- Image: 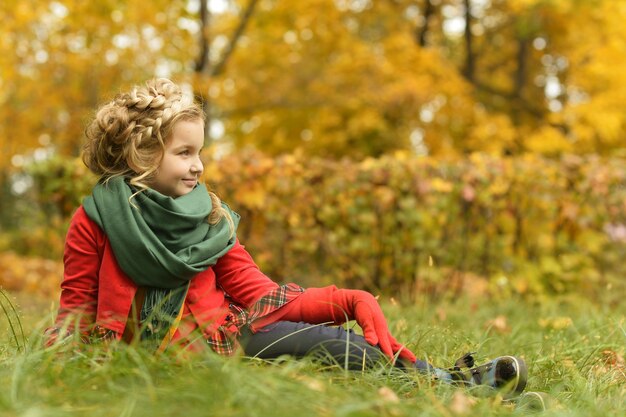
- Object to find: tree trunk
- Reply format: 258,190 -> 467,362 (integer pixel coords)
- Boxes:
463,0 -> 475,82
194,0 -> 261,146
194,0 -> 212,144
514,36 -> 529,99
416,0 -> 435,47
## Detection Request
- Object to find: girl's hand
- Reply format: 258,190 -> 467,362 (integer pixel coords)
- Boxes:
261,285 -> 417,363
340,289 -> 417,363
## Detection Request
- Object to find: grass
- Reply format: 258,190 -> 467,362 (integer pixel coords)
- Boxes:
1,290 -> 625,417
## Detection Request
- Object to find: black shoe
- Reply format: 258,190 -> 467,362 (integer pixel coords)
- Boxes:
449,353 -> 528,398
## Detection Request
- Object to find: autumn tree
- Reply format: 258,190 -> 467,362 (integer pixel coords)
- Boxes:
207,0 -> 626,157
208,0 -> 477,158
0,0 -> 199,227
0,0 -> 202,170
1,0 -> 626,173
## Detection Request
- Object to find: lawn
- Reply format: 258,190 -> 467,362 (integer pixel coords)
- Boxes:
1,290 -> 625,417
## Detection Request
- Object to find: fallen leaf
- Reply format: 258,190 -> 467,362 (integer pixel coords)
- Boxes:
538,317 -> 573,330
378,386 -> 399,403
449,391 -> 476,415
484,315 -> 510,334
436,307 -> 447,322
601,349 -> 625,368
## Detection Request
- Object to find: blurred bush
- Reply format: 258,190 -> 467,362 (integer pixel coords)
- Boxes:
205,150 -> 626,303
3,151 -> 626,303
0,156 -> 95,259
0,251 -> 62,297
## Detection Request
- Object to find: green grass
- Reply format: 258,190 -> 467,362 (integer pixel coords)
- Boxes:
1,291 -> 625,417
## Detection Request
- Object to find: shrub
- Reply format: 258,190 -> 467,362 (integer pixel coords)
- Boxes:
205,151 -> 626,302
5,151 -> 626,302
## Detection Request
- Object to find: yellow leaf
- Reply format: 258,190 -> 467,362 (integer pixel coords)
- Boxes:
538,317 -> 573,330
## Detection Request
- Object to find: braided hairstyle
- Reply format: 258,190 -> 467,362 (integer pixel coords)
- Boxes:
83,78 -> 232,228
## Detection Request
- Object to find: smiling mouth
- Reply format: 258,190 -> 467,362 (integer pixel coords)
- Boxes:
182,178 -> 197,187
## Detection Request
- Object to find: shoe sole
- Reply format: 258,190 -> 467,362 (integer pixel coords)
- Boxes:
515,391 -> 550,411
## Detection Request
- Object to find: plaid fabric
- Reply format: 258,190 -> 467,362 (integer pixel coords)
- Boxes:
90,325 -> 118,342
47,284 -> 305,355
44,324 -> 117,346
206,283 -> 305,356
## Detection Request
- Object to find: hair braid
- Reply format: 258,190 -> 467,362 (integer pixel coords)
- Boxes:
83,78 -> 233,231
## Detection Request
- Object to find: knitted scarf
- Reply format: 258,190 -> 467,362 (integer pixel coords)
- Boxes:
83,176 -> 240,289
83,176 -> 240,347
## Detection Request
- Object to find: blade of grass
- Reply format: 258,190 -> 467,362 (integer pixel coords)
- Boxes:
0,288 -> 26,352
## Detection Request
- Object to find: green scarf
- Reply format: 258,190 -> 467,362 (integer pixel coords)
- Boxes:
83,176 -> 240,289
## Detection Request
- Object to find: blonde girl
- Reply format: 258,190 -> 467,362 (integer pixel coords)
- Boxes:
47,78 -> 526,396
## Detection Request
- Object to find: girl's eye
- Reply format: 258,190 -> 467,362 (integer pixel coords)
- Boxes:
179,150 -> 190,156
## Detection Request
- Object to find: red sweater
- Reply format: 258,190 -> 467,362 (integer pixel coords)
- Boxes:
51,207 -> 416,362
53,206 -> 287,343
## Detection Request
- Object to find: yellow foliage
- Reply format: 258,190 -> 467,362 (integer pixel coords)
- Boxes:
0,251 -> 62,298
7,150 -> 626,300
430,178 -> 454,193
466,113 -> 517,154
525,126 -> 573,155
538,316 -> 573,331
202,151 -> 626,299
2,0 -> 626,164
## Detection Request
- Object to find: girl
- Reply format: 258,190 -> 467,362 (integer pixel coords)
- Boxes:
47,78 -> 527,396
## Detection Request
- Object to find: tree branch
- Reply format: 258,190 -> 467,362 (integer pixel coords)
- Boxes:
217,99 -> 330,118
211,0 -> 260,77
473,80 -> 569,134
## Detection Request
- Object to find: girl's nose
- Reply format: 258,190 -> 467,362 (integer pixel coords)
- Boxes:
191,157 -> 204,174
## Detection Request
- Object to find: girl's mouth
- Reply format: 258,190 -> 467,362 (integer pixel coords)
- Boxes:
182,178 -> 197,187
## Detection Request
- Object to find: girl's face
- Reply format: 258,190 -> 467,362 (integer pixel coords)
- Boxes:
147,119 -> 205,198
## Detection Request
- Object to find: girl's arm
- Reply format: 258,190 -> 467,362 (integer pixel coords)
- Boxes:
212,240 -> 281,308
46,207 -> 101,343
213,241 -> 415,362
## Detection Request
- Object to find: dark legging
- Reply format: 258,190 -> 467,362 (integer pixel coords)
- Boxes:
240,321 -> 432,371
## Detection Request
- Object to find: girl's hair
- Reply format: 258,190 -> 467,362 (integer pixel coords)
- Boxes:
83,78 -> 233,230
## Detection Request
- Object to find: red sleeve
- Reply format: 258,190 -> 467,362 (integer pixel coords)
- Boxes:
48,207 -> 101,341
212,240 -> 280,309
